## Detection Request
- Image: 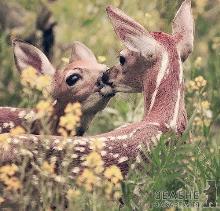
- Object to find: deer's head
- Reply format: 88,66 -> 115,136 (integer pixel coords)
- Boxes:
13,40 -> 113,113
102,0 -> 194,94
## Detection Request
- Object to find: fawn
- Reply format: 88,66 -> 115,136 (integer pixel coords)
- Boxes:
1,0 -> 194,175
0,40 -> 113,135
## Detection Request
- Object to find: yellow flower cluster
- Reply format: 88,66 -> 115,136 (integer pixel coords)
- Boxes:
10,126 -> 26,136
66,188 -> 81,200
77,139 -> 104,191
194,56 -> 203,69
98,56 -> 106,63
187,76 -> 207,92
0,164 -> 21,191
21,66 -> 52,92
36,99 -> 54,119
58,103 -> 82,136
41,161 -> 55,175
104,165 -> 123,199
76,138 -> 123,200
0,134 -> 10,150
193,100 -> 212,127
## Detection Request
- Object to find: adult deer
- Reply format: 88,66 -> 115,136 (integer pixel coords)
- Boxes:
0,40 -> 113,136
1,0 -> 194,175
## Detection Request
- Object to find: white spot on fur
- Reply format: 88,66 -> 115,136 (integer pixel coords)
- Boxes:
118,156 -> 128,163
72,167 -> 80,174
122,143 -> 127,148
66,138 -> 73,143
18,110 -> 26,118
149,51 -> 169,112
9,121 -> 15,128
101,151 -> 107,156
147,122 -> 160,126
75,147 -> 85,152
18,135 -> 28,139
3,123 -> 9,128
113,153 -> 119,158
98,137 -> 108,142
109,136 -> 116,141
117,135 -> 128,140
0,127 -> 2,133
79,140 -> 87,146
169,89 -> 180,131
178,53 -> 183,83
71,154 -> 78,159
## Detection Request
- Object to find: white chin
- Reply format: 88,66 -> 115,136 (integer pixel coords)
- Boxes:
100,86 -> 114,96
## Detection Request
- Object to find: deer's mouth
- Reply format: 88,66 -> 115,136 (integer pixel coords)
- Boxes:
96,72 -> 115,97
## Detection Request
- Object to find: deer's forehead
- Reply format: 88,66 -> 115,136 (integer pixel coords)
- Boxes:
65,61 -> 106,72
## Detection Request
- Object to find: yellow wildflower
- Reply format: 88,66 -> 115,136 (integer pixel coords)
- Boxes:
59,113 -> 79,131
35,75 -> 52,91
187,76 -> 207,92
58,127 -> 69,137
66,188 -> 81,200
21,66 -> 38,88
89,138 -> 104,151
0,134 -> 9,143
58,103 -> 82,136
98,56 -> 106,63
10,126 -> 26,136
113,191 -> 122,200
64,102 -> 81,116
5,177 -> 22,191
77,168 -> 99,191
61,57 -> 70,63
194,56 -> 203,68
195,76 -> 207,88
36,99 -> 53,118
212,37 -> 220,50
0,164 -> 18,176
0,196 -> 4,204
193,116 -> 203,127
104,165 -> 123,184
84,151 -> 104,174
41,161 -> 55,174
200,100 -> 210,110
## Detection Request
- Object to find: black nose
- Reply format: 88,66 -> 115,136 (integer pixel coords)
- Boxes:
101,71 -> 110,84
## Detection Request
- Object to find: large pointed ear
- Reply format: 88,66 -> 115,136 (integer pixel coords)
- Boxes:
106,6 -> 159,58
172,0 -> 194,61
69,41 -> 97,63
13,39 -> 55,75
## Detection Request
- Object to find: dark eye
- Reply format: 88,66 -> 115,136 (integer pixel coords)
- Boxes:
119,56 -> 126,65
66,74 -> 81,86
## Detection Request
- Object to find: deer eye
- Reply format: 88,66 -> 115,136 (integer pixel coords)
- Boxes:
119,56 -> 126,65
66,73 -> 81,86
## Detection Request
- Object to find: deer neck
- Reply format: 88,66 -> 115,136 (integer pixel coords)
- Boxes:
143,50 -> 187,134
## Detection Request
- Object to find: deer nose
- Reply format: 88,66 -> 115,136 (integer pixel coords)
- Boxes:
101,71 -> 110,84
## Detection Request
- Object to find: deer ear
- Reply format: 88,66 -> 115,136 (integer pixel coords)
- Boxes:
106,6 -> 159,58
172,0 -> 194,61
13,39 -> 55,75
69,41 -> 97,63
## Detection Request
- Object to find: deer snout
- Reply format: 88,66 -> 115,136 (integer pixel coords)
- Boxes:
96,69 -> 115,97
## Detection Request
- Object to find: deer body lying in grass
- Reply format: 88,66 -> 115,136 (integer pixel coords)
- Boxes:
0,0 -> 194,175
0,40 -> 113,136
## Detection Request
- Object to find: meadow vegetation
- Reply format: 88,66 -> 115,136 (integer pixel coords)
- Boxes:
0,0 -> 219,210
